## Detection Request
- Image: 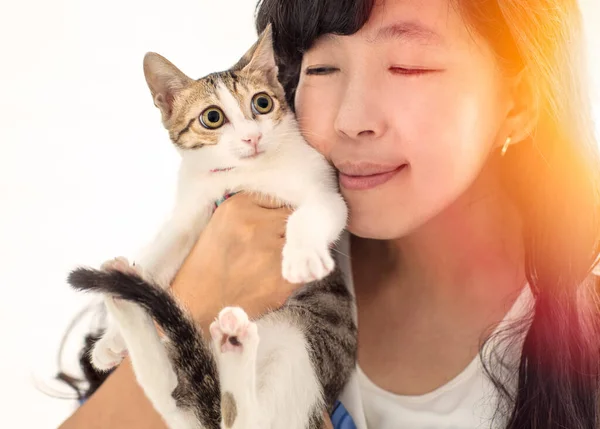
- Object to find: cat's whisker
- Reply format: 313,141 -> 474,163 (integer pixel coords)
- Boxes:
298,130 -> 330,139
331,247 -> 350,258
273,129 -> 330,140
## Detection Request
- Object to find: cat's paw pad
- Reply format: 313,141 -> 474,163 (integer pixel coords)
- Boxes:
101,257 -> 140,276
209,307 -> 258,354
91,330 -> 127,371
282,243 -> 335,284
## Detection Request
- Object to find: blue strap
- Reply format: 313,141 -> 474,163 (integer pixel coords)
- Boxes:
214,192 -> 239,211
331,401 -> 357,429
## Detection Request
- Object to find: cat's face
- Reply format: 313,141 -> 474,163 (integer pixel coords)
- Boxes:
144,25 -> 293,171
166,68 -> 289,167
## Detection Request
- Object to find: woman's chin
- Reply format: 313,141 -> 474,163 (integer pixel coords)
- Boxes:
346,213 -> 418,240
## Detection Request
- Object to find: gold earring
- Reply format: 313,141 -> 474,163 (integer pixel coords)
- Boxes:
501,136 -> 512,156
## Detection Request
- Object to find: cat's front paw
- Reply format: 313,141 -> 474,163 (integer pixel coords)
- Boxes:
281,243 -> 335,284
209,307 -> 258,355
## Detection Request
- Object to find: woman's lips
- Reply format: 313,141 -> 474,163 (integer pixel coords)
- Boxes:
337,163 -> 407,191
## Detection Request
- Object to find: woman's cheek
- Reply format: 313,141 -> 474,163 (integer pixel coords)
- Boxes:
295,81 -> 336,156
390,81 -> 483,188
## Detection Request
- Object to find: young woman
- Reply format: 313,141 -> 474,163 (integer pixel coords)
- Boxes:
59,0 -> 600,428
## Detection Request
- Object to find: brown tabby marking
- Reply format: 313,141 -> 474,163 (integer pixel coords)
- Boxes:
163,69 -> 288,150
221,391 -> 237,428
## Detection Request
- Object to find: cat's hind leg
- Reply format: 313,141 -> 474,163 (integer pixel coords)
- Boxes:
90,257 -> 138,370
90,321 -> 126,370
209,307 -> 261,429
104,297 -> 198,429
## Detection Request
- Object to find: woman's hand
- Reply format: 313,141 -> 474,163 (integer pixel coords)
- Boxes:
170,192 -> 299,326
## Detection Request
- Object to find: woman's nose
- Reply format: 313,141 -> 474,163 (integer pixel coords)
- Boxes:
334,76 -> 386,141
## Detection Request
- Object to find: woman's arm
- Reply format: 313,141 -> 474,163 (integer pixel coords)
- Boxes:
59,358 -> 166,429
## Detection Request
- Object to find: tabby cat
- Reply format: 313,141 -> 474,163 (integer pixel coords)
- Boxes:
69,25 -> 357,429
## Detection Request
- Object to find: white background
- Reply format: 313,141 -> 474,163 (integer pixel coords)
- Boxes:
0,0 -> 598,427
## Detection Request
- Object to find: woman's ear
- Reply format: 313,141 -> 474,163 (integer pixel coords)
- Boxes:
501,68 -> 540,147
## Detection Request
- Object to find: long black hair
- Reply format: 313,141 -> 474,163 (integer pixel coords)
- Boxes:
254,0 -> 600,428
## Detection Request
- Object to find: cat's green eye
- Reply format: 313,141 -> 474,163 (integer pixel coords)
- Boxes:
199,107 -> 225,129
251,93 -> 273,115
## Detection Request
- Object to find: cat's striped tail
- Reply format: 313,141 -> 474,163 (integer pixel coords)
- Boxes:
67,267 -> 199,350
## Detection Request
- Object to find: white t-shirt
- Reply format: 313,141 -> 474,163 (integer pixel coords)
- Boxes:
335,233 -> 533,429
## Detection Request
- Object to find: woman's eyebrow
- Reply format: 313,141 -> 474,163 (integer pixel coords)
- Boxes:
372,21 -> 445,46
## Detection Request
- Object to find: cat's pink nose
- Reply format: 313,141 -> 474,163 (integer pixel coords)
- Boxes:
242,133 -> 262,147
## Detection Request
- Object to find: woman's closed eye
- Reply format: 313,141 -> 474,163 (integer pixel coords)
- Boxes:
389,66 -> 443,76
305,66 -> 340,76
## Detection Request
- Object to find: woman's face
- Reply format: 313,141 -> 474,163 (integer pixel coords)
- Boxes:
295,0 -> 512,239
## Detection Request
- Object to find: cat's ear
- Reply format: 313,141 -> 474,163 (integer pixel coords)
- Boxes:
239,24 -> 277,76
143,53 -> 192,121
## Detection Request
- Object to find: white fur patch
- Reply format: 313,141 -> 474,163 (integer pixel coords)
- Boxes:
254,315 -> 323,429
215,82 -> 264,160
